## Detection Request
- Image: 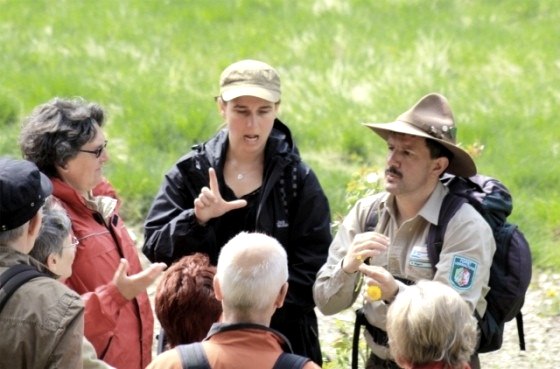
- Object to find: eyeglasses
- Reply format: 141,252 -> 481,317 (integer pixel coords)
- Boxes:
63,236 -> 80,249
79,140 -> 108,158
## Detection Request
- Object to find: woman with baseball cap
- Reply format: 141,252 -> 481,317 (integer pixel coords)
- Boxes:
143,59 -> 332,365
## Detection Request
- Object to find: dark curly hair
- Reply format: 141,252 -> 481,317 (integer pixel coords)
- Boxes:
19,97 -> 105,177
155,253 -> 222,349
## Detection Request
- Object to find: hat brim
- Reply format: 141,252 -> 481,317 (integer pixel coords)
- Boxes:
363,120 -> 477,177
39,171 -> 53,199
221,85 -> 280,103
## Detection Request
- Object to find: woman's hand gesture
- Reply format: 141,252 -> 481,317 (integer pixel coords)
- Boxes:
194,168 -> 248,225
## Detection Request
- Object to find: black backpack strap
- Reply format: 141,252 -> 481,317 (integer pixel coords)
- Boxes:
364,205 -> 379,232
273,352 -> 310,369
177,342 -> 210,369
0,264 -> 45,314
516,312 -> 526,351
426,193 -> 467,270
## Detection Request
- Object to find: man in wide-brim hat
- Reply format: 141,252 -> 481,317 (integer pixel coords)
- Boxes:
314,93 -> 495,369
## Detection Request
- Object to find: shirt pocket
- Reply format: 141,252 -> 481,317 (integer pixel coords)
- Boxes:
406,244 -> 433,280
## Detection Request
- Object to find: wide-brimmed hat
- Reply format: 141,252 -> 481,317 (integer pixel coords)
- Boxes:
0,157 -> 53,231
363,93 -> 476,177
219,59 -> 281,103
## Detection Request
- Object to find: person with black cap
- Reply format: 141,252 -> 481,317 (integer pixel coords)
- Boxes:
0,157 -> 85,368
313,93 -> 495,369
143,59 -> 332,365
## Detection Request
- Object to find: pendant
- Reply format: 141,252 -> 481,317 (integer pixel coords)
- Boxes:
237,173 -> 244,180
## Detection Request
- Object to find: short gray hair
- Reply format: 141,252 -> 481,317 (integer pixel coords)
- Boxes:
0,223 -> 26,244
216,232 -> 288,314
19,97 -> 105,177
30,199 -> 72,264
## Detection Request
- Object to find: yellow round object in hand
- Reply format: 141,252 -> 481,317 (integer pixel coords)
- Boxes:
367,285 -> 382,301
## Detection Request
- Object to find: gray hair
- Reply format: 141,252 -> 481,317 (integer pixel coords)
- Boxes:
386,280 -> 478,368
0,224 -> 26,244
216,232 -> 288,314
29,199 -> 72,264
19,97 -> 105,177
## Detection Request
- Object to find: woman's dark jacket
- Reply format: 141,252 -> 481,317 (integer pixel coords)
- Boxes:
142,119 -> 332,363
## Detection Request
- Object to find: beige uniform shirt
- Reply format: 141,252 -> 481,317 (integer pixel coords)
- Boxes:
313,182 -> 495,358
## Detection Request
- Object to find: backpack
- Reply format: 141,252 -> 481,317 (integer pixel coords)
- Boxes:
352,174 -> 532,367
177,341 -> 310,369
0,264 -> 46,313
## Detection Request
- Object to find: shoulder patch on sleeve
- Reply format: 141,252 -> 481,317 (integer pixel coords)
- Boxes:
449,255 -> 478,290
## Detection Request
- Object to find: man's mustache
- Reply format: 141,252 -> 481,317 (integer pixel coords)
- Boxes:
385,166 -> 402,178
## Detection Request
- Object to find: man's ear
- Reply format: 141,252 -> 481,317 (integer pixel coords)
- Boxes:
274,282 -> 289,308
213,275 -> 223,301
433,156 -> 449,177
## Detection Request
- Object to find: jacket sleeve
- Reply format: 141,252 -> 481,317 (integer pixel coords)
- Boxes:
313,196 -> 379,315
47,291 -> 85,369
282,166 -> 333,309
433,203 -> 496,315
82,337 -> 115,369
143,160 -> 217,265
78,282 -> 129,341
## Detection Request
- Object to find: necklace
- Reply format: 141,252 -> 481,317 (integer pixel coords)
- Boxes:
226,157 -> 264,182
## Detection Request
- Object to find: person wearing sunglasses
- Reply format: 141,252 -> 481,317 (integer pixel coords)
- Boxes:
20,97 -> 166,369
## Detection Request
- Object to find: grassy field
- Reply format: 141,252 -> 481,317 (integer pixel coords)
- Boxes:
1,0 -> 558,269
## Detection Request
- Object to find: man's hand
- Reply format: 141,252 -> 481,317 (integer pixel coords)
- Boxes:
358,264 -> 399,303
342,231 -> 389,274
194,168 -> 247,225
113,259 -> 167,300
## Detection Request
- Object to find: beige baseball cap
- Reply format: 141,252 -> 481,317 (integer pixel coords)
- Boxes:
219,59 -> 281,103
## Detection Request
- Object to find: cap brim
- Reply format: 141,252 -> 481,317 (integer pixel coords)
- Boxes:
221,86 -> 280,103
363,121 -> 477,177
39,171 -> 53,199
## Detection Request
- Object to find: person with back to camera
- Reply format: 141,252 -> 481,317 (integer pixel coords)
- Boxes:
147,231 -> 321,369
143,59 -> 332,365
19,98 -> 167,369
0,157 -> 84,369
155,253 -> 222,351
386,280 -> 478,369
31,197 -> 115,369
313,93 -> 495,369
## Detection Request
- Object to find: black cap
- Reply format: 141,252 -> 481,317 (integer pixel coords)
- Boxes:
0,157 -> 53,231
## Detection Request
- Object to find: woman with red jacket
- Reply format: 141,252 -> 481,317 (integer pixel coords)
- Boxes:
20,97 -> 166,369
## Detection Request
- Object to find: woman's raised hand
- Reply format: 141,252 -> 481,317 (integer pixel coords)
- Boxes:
194,168 -> 248,225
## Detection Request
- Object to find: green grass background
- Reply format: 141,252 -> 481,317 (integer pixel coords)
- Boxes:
1,0 -> 558,269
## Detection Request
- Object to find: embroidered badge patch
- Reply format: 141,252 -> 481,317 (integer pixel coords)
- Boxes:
449,255 -> 478,290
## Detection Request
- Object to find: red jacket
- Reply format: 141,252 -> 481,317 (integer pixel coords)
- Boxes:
53,178 -> 154,369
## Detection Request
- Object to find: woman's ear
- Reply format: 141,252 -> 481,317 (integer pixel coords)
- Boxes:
46,253 -> 58,271
217,98 -> 226,118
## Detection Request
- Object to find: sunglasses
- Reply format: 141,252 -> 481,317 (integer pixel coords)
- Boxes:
79,140 -> 108,158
